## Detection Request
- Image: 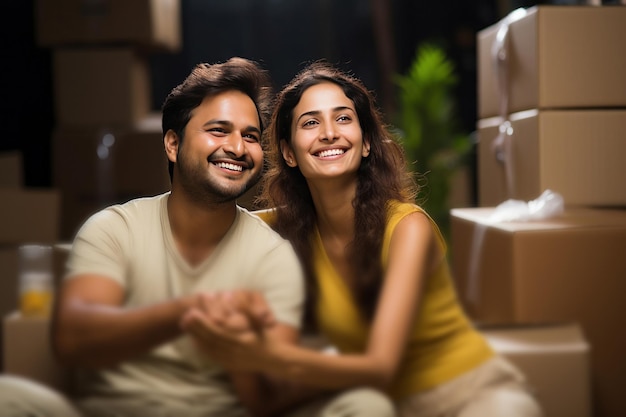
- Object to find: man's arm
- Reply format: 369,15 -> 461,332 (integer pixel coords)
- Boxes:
52,274 -> 198,368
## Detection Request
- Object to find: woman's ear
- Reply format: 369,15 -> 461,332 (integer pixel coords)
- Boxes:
280,139 -> 297,167
164,130 -> 179,163
362,138 -> 371,158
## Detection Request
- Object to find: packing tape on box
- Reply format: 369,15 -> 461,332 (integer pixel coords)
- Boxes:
491,120 -> 516,200
490,8 -> 528,200
492,8 -> 528,119
466,190 -> 564,306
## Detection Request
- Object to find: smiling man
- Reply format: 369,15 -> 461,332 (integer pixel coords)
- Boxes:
0,58 -> 395,417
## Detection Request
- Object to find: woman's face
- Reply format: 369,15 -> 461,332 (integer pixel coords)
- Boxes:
282,82 -> 370,182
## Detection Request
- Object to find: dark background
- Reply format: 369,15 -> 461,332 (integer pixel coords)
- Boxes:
0,0 -> 556,189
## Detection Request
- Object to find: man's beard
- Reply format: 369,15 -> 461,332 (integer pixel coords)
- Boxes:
176,154 -> 261,206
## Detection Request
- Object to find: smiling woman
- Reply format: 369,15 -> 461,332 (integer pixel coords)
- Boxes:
282,82 -> 370,183
182,61 -> 545,417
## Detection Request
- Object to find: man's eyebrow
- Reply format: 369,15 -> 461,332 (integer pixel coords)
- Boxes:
295,106 -> 355,124
202,119 -> 261,134
245,125 -> 262,135
202,119 -> 233,128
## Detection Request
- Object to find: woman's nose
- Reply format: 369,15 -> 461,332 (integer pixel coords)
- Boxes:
321,122 -> 338,142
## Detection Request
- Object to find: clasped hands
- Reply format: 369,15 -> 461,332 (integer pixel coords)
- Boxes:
180,291 -> 276,372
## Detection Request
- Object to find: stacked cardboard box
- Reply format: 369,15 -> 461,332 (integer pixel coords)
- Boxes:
3,244 -> 72,391
0,152 -> 61,371
483,323 -> 591,417
477,5 -> 626,206
35,0 -> 180,239
451,6 -> 626,417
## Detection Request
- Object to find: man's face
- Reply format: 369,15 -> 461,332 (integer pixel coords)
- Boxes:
174,90 -> 263,204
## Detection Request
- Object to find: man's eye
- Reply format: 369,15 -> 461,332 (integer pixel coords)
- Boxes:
244,133 -> 259,142
208,128 -> 227,134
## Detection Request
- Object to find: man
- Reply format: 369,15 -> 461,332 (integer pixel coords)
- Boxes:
0,58 -> 395,417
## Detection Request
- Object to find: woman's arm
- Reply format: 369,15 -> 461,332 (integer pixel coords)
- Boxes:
187,212 -> 440,391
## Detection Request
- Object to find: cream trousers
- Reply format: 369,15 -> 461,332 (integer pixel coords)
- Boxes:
397,355 -> 544,417
0,375 -> 395,417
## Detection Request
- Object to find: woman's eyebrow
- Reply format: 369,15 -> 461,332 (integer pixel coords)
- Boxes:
295,106 -> 355,124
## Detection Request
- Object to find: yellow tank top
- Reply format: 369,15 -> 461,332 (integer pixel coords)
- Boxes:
314,201 -> 494,400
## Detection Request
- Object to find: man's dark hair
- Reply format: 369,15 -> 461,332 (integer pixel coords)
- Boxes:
161,57 -> 273,181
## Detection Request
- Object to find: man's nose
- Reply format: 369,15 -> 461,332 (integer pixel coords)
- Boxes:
223,132 -> 245,157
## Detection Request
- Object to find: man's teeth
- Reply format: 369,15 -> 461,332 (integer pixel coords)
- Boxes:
215,162 -> 243,172
317,149 -> 345,158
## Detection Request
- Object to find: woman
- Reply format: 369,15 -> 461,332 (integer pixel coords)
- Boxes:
184,61 -> 543,417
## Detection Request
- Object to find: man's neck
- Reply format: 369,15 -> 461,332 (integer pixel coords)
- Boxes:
167,190 -> 238,266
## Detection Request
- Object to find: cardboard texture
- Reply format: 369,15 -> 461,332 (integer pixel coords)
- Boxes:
477,109 -> 626,207
0,248 -> 20,331
2,312 -> 72,392
0,152 -> 23,187
52,114 -> 170,239
450,207 -> 626,417
478,6 -> 626,119
53,47 -> 151,127
0,188 -> 60,245
482,323 -> 591,417
0,244 -> 69,373
36,0 -> 181,52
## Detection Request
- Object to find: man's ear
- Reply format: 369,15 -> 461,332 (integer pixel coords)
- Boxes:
280,139 -> 297,167
164,130 -> 179,163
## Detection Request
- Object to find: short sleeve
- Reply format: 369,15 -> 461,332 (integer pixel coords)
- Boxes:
66,208 -> 130,287
251,240 -> 305,329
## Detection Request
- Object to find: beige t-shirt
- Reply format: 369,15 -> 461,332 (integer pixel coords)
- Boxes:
67,193 -> 304,406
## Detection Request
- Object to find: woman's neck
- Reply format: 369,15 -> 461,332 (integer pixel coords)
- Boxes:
308,178 -> 356,241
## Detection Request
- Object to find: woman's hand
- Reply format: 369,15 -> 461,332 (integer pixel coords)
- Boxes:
180,291 -> 277,371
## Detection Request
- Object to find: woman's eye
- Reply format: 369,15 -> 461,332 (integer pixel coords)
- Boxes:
302,119 -> 318,127
337,115 -> 351,122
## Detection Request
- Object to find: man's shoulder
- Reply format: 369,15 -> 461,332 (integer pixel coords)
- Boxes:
236,207 -> 287,247
80,193 -> 167,235
96,193 -> 166,219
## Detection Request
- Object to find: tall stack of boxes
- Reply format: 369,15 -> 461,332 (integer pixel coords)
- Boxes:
451,6 -> 626,417
0,152 -> 60,370
36,0 -> 181,240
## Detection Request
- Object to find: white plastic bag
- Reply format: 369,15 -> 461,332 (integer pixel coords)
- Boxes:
489,190 -> 564,222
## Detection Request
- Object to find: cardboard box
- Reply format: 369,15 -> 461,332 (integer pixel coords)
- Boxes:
0,244 -> 69,331
450,207 -> 626,417
53,47 -> 151,127
0,247 -> 19,331
0,151 -> 23,187
3,312 -> 72,392
0,188 -> 60,245
478,6 -> 626,118
36,0 -> 181,52
482,323 -> 591,417
52,114 -> 170,239
0,244 -> 69,373
477,109 -> 626,207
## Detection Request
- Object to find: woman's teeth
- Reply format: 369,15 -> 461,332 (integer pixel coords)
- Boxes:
317,149 -> 345,158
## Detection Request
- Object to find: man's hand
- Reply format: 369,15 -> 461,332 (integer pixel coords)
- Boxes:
180,291 -> 276,371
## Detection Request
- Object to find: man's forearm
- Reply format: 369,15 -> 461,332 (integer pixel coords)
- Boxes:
52,295 -> 196,368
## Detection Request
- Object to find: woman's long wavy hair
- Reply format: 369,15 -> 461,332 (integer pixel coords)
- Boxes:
257,62 -> 418,328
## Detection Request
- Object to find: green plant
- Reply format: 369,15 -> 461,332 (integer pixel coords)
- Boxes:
394,43 -> 472,238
